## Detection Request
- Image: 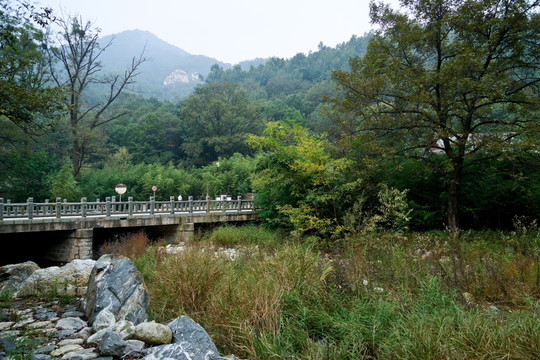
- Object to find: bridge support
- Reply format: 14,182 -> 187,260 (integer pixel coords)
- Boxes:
177,223 -> 194,242
43,228 -> 94,264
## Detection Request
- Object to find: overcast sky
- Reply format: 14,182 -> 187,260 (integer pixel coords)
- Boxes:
38,0 -> 399,64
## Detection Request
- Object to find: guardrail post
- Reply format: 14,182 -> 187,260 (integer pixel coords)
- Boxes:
44,199 -> 49,216
222,198 -> 226,214
106,197 -> 111,217
237,195 -> 242,213
150,196 -> 155,215
206,195 -> 210,213
56,198 -> 61,218
189,196 -> 193,214
0,198 -> 3,221
128,197 -> 134,216
81,197 -> 87,218
170,196 -> 175,214
27,197 -> 34,219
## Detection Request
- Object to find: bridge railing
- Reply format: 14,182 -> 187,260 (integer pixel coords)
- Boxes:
0,196 -> 256,221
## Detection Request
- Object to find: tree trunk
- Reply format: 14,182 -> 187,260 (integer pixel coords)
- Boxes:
72,139 -> 82,179
447,160 -> 463,231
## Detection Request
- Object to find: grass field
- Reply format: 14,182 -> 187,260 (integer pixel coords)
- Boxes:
114,225 -> 539,359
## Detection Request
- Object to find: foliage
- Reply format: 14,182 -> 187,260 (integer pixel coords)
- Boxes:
0,150 -> 57,201
0,0 -> 62,135
248,121 -> 362,239
179,81 -> 264,166
75,153 -> 256,201
330,0 -> 540,230
202,224 -> 285,250
135,227 -> 540,359
344,183 -> 412,234
104,95 -> 185,165
46,159 -> 79,201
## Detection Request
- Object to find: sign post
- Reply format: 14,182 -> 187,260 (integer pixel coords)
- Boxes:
115,183 -> 127,202
151,185 -> 158,197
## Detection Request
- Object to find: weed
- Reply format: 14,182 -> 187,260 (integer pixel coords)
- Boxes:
135,226 -> 540,359
102,230 -> 151,258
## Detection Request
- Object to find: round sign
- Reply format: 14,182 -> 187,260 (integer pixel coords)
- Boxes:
115,183 -> 127,195
151,185 -> 158,192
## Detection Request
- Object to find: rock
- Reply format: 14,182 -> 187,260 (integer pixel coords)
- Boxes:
66,351 -> 99,360
462,292 -> 475,305
0,321 -> 14,330
35,310 -> 58,321
55,329 -> 77,339
166,315 -> 221,358
93,310 -> 116,332
87,328 -> 109,346
30,354 -> 54,360
17,259 -> 95,297
134,320 -> 172,345
114,319 -> 135,340
0,261 -> 39,294
28,320 -> 53,329
62,347 -> 98,360
50,344 -> 85,357
58,338 -> 84,346
62,310 -> 85,318
98,330 -> 126,357
56,317 -> 87,331
0,336 -> 17,352
123,339 -> 146,357
34,345 -> 56,354
142,343 -> 231,360
84,255 -> 149,326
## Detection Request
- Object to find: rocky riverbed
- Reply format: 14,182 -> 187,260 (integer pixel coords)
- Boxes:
0,255 -> 236,360
0,296 -> 113,359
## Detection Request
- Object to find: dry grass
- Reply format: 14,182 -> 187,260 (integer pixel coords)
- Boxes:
130,228 -> 540,359
101,231 -> 150,259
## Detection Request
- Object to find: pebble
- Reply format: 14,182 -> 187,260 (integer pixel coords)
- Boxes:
0,298 -> 124,359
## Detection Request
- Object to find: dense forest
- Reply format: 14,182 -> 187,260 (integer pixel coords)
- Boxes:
1,0 -> 539,236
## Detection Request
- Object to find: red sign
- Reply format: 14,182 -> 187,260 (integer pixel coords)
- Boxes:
151,185 -> 158,192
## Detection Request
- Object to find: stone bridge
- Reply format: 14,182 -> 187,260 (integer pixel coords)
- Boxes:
0,196 -> 257,265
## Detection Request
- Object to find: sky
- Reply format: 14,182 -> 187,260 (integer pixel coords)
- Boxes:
37,0 -> 398,64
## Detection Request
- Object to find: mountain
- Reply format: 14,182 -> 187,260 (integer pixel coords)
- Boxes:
98,30 -> 232,101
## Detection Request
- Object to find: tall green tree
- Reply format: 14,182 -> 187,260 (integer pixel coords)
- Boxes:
331,0 -> 540,230
180,81 -> 263,165
46,15 -> 145,178
0,0 -> 61,135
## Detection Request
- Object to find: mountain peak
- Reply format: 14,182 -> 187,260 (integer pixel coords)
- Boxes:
98,30 -> 229,100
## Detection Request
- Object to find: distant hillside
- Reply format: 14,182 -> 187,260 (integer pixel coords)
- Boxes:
98,30 -> 235,101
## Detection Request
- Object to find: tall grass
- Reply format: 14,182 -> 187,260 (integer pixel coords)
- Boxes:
130,227 -> 540,359
101,230 -> 151,259
202,224 -> 286,249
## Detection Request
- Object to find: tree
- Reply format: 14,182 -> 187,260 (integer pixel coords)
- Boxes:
330,0 -> 540,230
180,81 -> 263,165
0,0 -> 62,135
46,15 -> 145,178
248,122 -> 361,238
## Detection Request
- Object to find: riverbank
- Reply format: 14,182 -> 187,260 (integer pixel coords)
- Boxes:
130,226 -> 540,359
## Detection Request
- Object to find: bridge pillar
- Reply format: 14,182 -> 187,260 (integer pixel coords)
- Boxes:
177,223 -> 195,242
43,228 -> 94,264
